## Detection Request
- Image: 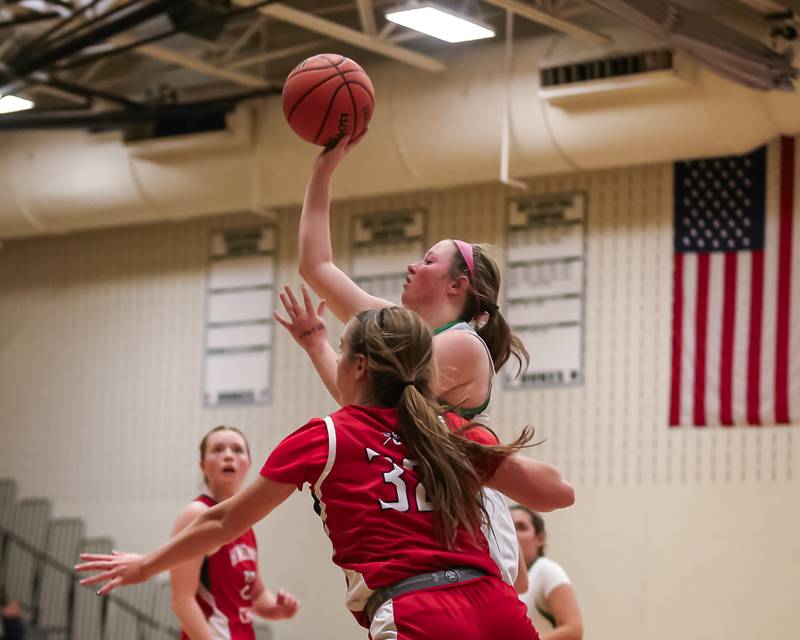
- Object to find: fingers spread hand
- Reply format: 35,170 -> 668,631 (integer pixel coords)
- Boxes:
79,553 -> 113,562
97,576 -> 123,597
284,286 -> 300,311
79,569 -> 117,586
273,312 -> 291,330
301,284 -> 315,313
279,294 -> 296,320
75,560 -> 113,572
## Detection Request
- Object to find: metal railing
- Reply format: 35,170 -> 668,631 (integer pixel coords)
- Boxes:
0,526 -> 180,640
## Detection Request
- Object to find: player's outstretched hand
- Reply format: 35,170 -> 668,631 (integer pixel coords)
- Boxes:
313,133 -> 353,177
274,284 -> 328,352
263,588 -> 300,620
74,551 -> 147,596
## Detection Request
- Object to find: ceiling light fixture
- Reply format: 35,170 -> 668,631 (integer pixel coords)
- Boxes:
385,2 -> 495,43
0,95 -> 34,114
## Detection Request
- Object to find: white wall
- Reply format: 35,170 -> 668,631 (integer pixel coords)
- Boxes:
1,154 -> 798,640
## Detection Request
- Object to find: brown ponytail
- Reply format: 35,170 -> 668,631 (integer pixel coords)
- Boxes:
450,242 -> 529,377
348,307 -> 533,547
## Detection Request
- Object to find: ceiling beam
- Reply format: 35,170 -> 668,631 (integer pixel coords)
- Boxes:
26,83 -> 88,105
226,38 -> 327,70
0,36 -> 17,59
0,10 -> 59,30
239,1 -> 446,72
738,0 -> 799,12
221,16 -> 267,62
30,71 -> 143,108
482,0 -> 612,45
110,34 -> 273,89
355,0 -> 377,36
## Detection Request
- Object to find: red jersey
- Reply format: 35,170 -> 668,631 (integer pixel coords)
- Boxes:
180,495 -> 258,640
260,405 -> 502,627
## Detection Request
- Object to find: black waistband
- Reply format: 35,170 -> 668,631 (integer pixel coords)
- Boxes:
365,567 -> 488,621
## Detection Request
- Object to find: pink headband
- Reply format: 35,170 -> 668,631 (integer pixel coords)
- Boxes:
453,239 -> 475,281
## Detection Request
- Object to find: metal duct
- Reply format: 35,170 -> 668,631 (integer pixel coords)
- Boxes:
1,27 -> 800,239
587,0 -> 797,91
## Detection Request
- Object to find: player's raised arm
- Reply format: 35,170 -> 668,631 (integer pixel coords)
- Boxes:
275,284 -> 341,404
298,137 -> 393,322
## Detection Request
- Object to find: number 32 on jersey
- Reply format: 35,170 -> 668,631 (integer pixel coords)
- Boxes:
365,447 -> 434,512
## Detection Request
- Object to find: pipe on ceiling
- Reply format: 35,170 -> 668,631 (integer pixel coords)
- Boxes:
1,26 -> 799,239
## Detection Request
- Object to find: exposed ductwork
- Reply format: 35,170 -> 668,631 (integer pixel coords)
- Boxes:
586,0 -> 797,91
2,26 -> 800,239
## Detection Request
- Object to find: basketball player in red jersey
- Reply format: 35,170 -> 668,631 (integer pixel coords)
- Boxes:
286,136 -> 531,592
77,307 -> 573,639
172,426 -> 299,640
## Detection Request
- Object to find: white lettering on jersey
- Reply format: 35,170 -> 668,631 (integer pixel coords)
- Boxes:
365,448 -> 432,513
240,570 -> 256,600
229,543 -> 257,567
402,459 -> 433,511
366,448 -> 409,512
382,431 -> 402,446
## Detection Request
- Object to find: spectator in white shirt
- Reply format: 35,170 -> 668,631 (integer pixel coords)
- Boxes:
511,506 -> 583,640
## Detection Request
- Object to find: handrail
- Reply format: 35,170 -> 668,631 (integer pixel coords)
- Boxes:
0,525 -> 180,638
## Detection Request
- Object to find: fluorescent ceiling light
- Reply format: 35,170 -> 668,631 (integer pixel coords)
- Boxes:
0,95 -> 34,114
386,3 -> 495,43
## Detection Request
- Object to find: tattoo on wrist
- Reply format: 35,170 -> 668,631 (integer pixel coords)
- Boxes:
299,324 -> 324,339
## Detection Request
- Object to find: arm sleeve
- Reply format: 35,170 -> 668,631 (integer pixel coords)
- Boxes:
260,419 -> 329,490
537,558 -> 572,601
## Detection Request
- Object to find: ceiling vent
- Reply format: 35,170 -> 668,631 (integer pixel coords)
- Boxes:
124,104 -> 253,159
122,109 -> 227,143
539,48 -> 690,106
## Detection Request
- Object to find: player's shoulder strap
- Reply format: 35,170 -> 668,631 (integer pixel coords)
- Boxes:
195,494 -> 216,508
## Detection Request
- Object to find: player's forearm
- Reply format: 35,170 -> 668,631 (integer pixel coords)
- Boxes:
299,170 -> 334,278
142,507 -> 240,580
171,598 -> 216,640
488,455 -> 574,512
306,342 -> 341,404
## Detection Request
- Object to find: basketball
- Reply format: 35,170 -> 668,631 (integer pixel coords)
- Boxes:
282,54 -> 375,148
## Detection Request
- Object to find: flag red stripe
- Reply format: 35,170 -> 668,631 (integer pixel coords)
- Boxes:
720,253 -> 737,426
669,253 -> 684,427
775,136 -> 794,424
747,250 -> 764,426
693,254 -> 710,426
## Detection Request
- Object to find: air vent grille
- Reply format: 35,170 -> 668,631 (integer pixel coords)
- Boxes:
540,49 -> 673,87
123,111 -> 227,142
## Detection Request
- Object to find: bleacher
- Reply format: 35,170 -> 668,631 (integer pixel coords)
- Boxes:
0,479 -> 272,640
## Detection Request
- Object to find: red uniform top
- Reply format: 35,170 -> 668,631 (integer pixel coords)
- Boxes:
179,495 -> 258,640
260,405 -> 502,627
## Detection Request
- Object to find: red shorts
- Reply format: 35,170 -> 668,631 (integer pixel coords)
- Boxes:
368,576 -> 538,640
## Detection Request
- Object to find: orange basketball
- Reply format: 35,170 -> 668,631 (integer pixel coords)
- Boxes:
282,54 -> 375,147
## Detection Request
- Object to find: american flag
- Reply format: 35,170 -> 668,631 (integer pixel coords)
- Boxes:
669,137 -> 799,427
